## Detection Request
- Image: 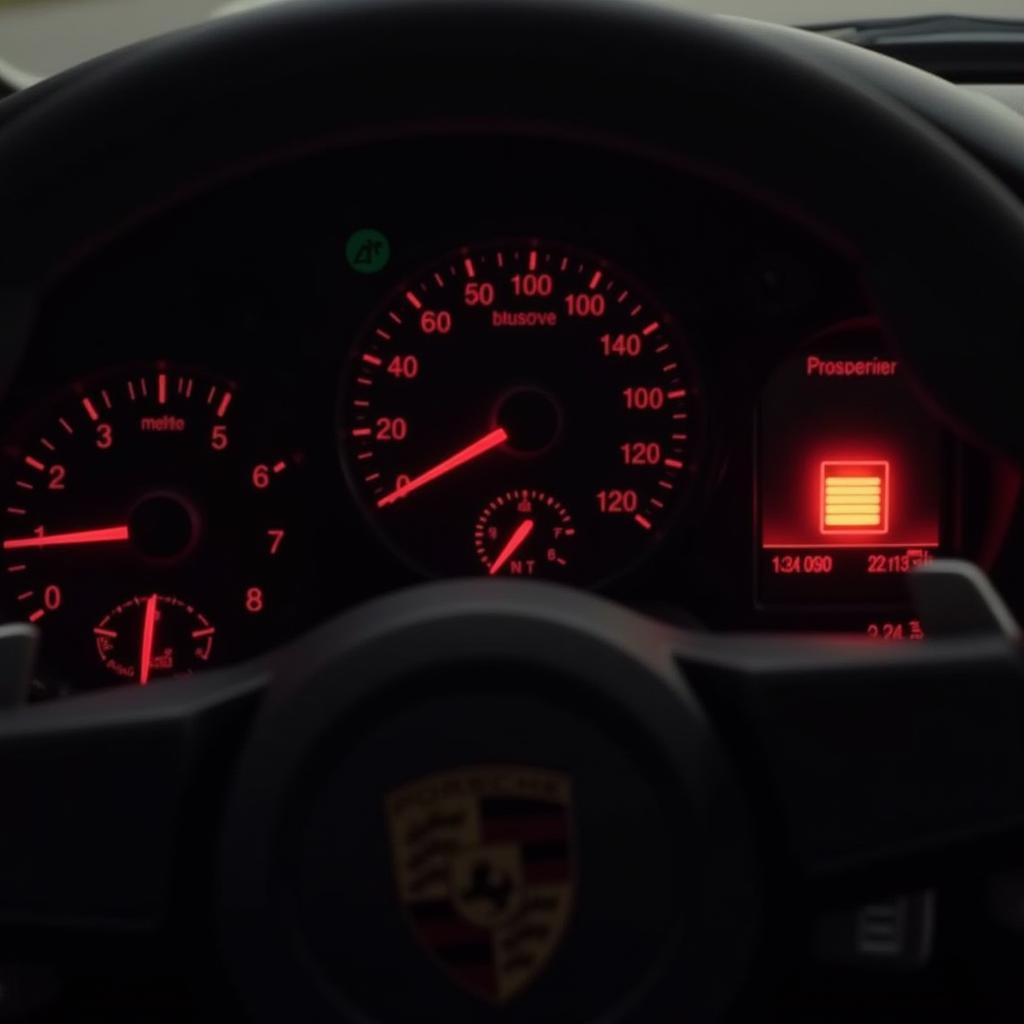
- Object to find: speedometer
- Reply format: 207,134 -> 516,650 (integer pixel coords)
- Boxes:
340,240 -> 700,584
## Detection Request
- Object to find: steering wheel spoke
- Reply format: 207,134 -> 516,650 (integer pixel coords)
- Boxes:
677,565 -> 1024,887
0,664 -> 266,932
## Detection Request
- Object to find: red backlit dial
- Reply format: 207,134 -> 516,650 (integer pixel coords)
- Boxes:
0,363 -> 300,697
94,593 -> 214,685
340,240 -> 699,583
474,489 -> 576,577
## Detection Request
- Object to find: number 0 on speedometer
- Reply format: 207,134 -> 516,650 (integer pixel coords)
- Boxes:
340,239 -> 700,583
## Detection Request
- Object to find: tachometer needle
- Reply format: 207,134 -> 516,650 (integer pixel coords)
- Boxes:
376,427 -> 508,508
489,518 -> 535,576
3,525 -> 130,550
139,593 -> 159,687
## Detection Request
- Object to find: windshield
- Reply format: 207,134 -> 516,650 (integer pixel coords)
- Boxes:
0,0 -> 1021,79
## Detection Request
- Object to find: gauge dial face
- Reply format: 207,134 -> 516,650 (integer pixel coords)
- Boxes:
1,364 -> 298,695
94,593 -> 214,684
474,488 -> 576,577
341,240 -> 698,583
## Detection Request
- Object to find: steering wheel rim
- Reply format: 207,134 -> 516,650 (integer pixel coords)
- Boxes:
0,1 -> 1023,1021
0,0 -> 1023,454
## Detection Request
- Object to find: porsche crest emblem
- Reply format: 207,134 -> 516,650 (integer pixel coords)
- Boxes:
387,765 -> 574,1003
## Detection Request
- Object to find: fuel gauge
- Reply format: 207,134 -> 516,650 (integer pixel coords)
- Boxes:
94,593 -> 214,684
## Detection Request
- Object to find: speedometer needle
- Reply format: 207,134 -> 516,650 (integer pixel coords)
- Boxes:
139,593 -> 159,686
3,525 -> 130,550
489,519 -> 534,576
376,427 -> 508,507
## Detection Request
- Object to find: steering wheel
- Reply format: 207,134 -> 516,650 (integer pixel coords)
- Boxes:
1,1 -> 1024,1020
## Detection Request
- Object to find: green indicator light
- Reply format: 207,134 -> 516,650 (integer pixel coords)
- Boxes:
346,228 -> 390,274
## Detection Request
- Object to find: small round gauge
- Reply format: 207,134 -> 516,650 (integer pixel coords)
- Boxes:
94,593 -> 214,685
0,364 -> 299,696
340,239 -> 699,584
474,488 -> 575,577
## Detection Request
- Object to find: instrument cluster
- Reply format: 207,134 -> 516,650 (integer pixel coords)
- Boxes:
1,136 -> 1016,696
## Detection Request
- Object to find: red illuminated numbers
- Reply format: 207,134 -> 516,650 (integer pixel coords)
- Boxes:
245,587 -> 264,613
266,529 -> 285,555
464,282 -> 495,307
210,424 -> 229,451
420,311 -> 452,334
867,621 -> 924,641
375,417 -> 408,442
596,489 -> 639,514
43,585 -> 61,611
623,387 -> 664,410
565,293 -> 606,318
620,442 -> 661,466
252,465 -> 270,489
96,423 -> 113,449
866,552 -> 930,574
511,273 -> 552,297
386,355 -> 419,379
770,555 -> 834,575
48,465 -> 66,490
395,473 -> 411,491
601,333 -> 642,357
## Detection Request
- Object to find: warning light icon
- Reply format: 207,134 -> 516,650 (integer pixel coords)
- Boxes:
821,460 -> 889,534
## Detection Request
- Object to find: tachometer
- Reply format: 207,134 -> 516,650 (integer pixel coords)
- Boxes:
1,363 -> 299,696
340,240 -> 699,583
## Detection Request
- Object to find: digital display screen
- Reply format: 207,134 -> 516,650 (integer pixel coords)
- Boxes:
757,323 -> 948,606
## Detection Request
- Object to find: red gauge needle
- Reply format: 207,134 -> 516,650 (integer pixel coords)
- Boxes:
138,593 -> 159,687
3,525 -> 130,550
376,427 -> 508,508
489,519 -> 535,576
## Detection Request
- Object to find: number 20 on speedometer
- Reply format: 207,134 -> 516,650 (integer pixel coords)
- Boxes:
340,239 -> 701,584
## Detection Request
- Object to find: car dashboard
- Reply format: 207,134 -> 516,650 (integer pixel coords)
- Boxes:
7,3 -> 1024,1022
1,133 -> 1018,698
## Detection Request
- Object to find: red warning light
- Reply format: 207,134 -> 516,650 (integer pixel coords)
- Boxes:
820,460 -> 889,534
